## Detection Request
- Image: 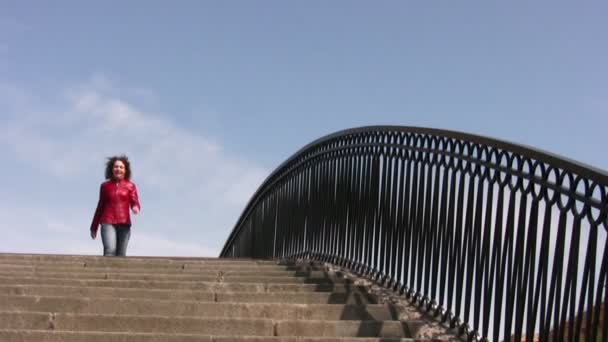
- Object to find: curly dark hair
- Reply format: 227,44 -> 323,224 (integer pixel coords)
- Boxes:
105,155 -> 132,180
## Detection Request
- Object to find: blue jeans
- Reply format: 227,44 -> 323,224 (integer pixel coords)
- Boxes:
100,224 -> 131,256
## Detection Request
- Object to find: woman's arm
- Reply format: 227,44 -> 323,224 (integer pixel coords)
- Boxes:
130,183 -> 140,214
90,184 -> 105,238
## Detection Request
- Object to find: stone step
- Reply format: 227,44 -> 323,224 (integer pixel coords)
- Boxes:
0,330 -> 423,342
0,282 -> 366,299
0,264 -> 323,277
0,276 -> 235,290
0,312 -> 416,337
0,286 -> 376,304
0,260 -> 306,271
216,291 -> 377,304
0,253 -> 275,263
0,281 -> 365,294
0,285 -> 215,301
0,275 -> 347,287
0,266 -> 333,280
0,254 -> 284,267
0,295 -> 395,320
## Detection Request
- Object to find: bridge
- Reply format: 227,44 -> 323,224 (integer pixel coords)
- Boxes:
2,126 -> 607,341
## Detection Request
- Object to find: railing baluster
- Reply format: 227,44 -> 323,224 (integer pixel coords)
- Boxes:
422,152 -> 435,306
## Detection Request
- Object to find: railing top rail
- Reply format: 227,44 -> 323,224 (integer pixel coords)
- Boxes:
220,125 -> 608,256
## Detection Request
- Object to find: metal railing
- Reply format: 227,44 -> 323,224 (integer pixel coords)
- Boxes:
220,126 -> 608,341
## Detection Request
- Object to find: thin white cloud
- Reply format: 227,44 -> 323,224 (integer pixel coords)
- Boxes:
0,75 -> 270,256
46,220 -> 78,234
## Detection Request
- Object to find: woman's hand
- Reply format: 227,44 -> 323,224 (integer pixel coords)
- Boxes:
90,229 -> 97,240
132,206 -> 140,215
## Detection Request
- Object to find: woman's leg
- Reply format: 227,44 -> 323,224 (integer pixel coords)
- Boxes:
100,224 -> 117,256
115,225 -> 132,257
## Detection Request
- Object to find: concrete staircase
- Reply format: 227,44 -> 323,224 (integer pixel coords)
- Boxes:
0,253 -> 435,341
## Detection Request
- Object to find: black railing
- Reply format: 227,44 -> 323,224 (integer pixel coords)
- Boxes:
220,126 -> 608,341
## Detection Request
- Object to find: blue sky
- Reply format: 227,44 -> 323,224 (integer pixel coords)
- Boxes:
1,1 -> 606,256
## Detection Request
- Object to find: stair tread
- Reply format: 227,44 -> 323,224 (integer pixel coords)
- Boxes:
0,329 -> 428,341
0,282 -> 364,293
0,294 -> 395,320
0,274 -> 347,285
0,312 -> 418,337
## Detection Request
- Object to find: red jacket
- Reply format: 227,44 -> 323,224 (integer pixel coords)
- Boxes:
90,179 -> 140,233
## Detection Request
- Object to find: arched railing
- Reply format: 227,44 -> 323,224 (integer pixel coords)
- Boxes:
220,126 -> 608,341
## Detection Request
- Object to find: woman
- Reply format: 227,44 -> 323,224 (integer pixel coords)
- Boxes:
90,155 -> 140,256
